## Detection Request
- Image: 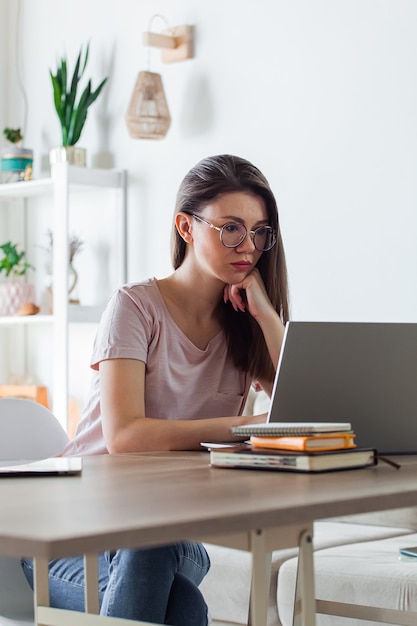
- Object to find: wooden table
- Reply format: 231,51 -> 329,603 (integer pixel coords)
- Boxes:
0,452 -> 417,626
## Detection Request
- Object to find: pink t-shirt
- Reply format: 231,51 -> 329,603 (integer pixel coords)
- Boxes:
62,278 -> 251,456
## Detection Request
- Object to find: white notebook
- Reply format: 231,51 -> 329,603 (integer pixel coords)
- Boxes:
231,422 -> 352,438
0,456 -> 82,476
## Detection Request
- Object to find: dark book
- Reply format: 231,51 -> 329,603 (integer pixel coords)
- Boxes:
210,446 -> 376,473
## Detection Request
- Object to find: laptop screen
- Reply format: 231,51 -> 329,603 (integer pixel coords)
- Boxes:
268,321 -> 417,454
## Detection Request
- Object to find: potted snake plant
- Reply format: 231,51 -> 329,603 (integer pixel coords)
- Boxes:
49,42 -> 108,168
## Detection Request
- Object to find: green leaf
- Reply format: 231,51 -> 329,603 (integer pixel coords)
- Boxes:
50,72 -> 63,119
81,42 -> 90,76
88,77 -> 108,106
68,50 -> 82,113
69,81 -> 91,145
61,59 -> 67,95
3,128 -> 23,144
0,241 -> 34,278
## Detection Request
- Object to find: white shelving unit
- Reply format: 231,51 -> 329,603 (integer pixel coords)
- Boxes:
0,163 -> 127,429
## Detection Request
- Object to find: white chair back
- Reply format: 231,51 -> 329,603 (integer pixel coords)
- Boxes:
0,398 -> 69,461
0,398 -> 70,626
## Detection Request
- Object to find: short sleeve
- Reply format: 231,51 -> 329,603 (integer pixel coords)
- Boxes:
90,287 -> 153,370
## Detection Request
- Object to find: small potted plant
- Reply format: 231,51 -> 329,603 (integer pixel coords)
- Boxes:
0,241 -> 38,316
49,42 -> 108,168
0,128 -> 33,184
43,229 -> 84,309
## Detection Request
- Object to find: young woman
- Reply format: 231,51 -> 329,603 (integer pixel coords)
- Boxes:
22,154 -> 289,626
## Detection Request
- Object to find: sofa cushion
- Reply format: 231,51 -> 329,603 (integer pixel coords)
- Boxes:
328,506 -> 417,531
277,532 -> 417,626
202,521 -> 411,626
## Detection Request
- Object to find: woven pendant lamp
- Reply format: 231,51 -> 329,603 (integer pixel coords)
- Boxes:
125,70 -> 171,140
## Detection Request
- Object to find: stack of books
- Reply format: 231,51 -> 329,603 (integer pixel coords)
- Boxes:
209,422 -> 377,473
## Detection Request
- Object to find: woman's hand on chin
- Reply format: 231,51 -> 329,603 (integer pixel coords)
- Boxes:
223,282 -> 247,312
223,268 -> 272,318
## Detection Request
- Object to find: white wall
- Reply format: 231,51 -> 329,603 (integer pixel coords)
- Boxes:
5,0 -> 417,322
2,0 -> 417,412
0,4 -> 7,126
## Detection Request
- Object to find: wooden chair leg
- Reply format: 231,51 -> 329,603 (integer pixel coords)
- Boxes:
292,529 -> 316,626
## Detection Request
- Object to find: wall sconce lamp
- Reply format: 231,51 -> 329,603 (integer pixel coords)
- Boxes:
142,25 -> 194,64
125,71 -> 172,140
125,17 -> 194,140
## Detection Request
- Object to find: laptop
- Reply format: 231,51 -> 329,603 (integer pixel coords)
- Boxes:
267,321 -> 417,454
0,456 -> 82,477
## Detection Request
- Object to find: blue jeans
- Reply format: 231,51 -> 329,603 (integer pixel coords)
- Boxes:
22,542 -> 210,625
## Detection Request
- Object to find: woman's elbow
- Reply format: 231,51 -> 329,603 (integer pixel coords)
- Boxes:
103,425 -> 142,454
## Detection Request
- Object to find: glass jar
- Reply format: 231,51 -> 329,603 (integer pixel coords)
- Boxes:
0,147 -> 33,183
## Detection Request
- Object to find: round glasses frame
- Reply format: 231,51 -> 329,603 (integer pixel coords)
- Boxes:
187,213 -> 277,252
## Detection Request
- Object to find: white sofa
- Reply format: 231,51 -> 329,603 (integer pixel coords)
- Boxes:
201,514 -> 417,626
200,389 -> 417,626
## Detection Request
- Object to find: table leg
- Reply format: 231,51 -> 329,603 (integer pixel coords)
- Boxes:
33,556 -> 50,625
248,529 -> 272,626
33,554 -> 164,626
292,529 -> 316,626
84,553 -> 100,614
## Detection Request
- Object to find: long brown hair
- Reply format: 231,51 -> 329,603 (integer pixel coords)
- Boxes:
171,154 -> 289,383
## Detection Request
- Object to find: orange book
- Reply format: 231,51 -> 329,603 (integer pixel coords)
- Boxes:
250,433 -> 356,452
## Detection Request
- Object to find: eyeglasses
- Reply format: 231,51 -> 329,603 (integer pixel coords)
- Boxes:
188,213 -> 277,252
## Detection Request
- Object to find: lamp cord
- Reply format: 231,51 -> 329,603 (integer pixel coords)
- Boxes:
15,0 -> 29,140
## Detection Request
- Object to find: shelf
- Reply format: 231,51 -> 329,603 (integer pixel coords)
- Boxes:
69,305 -> 103,323
0,314 -> 52,326
0,178 -> 53,199
0,306 -> 103,326
0,166 -> 125,200
65,166 -> 125,190
0,163 -> 127,429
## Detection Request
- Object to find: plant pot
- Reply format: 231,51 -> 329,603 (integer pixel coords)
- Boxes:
0,147 -> 33,183
49,146 -> 86,168
45,263 -> 80,313
0,282 -> 36,316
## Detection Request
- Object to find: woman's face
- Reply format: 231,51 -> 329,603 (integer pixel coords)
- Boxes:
189,191 -> 269,285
